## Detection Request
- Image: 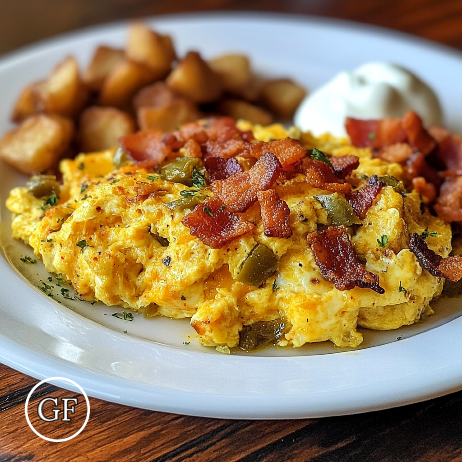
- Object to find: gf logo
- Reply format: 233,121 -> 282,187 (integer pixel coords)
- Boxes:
25,377 -> 90,442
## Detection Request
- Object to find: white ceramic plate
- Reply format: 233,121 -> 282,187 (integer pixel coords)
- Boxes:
1,12 -> 462,419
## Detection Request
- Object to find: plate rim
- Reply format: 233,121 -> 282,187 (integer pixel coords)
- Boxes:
1,11 -> 462,419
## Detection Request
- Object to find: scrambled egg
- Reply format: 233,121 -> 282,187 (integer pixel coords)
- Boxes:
6,123 -> 452,350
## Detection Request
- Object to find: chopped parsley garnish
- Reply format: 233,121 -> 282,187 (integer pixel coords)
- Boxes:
192,166 -> 206,189
368,132 -> 376,140
39,280 -> 54,297
110,179 -> 120,184
146,175 -> 160,181
377,235 -> 389,248
183,341 -> 190,345
20,255 -> 37,264
399,281 -> 407,293
39,191 -> 58,210
396,336 -> 403,341
180,189 -> 201,197
76,239 -> 92,252
311,148 -> 333,168
80,184 -> 88,194
112,311 -> 135,321
78,162 -> 85,170
421,228 -> 437,239
203,205 -> 214,217
219,205 -> 226,211
61,288 -> 74,300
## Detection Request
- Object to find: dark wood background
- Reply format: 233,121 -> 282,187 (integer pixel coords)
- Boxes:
2,1 -> 462,461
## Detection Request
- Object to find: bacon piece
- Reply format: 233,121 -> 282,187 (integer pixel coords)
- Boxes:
402,111 -> 436,156
119,129 -> 171,166
330,155 -> 359,179
204,157 -> 243,182
303,158 -> 352,194
347,175 -> 385,219
378,143 -> 414,163
201,117 -> 251,159
346,112 -> 436,157
409,233 -> 462,281
428,125 -> 450,143
183,139 -> 202,158
434,133 -> 462,171
257,189 -> 292,238
307,226 -> 384,293
248,138 -> 307,168
346,117 -> 406,149
203,138 -> 247,159
211,152 -> 282,213
412,177 -> 437,202
434,177 -> 462,222
406,152 -> 443,188
181,197 -> 254,249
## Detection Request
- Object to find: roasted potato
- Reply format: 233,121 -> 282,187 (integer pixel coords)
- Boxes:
99,59 -> 158,109
11,56 -> 87,122
133,81 -> 181,111
137,100 -> 201,132
32,56 -> 88,118
78,106 -> 136,152
83,46 -> 125,92
11,84 -> 36,123
208,54 -> 251,94
218,99 -> 273,125
166,51 -> 222,104
126,23 -> 176,80
260,78 -> 307,119
0,114 -> 74,175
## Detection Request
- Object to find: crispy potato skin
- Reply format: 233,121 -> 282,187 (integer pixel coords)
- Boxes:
0,114 -> 74,175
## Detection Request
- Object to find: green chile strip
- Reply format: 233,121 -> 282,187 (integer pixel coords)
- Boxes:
235,244 -> 278,287
315,193 -> 361,226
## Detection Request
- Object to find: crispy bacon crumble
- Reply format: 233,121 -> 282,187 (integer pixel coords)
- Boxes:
257,189 -> 292,238
181,197 -> 254,249
211,152 -> 282,213
307,226 -> 384,293
347,175 -> 386,220
409,233 -> 462,282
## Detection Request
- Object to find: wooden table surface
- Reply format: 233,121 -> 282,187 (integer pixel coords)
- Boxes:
2,1 -> 462,461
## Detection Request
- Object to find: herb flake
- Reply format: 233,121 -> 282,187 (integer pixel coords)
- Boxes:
20,255 -> 37,264
421,228 -> 437,239
203,205 -> 214,217
377,235 -> 389,248
112,311 -> 135,321
311,148 -> 333,168
76,239 -> 92,252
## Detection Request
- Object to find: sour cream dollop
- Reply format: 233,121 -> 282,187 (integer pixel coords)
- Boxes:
294,62 -> 442,137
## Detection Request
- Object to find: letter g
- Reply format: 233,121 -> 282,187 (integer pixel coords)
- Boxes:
37,397 -> 60,422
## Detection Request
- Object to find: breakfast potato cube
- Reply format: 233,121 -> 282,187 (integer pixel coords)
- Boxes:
82,46 -> 125,92
11,84 -> 37,123
99,59 -> 158,109
0,114 -> 74,175
126,23 -> 176,80
32,56 -> 88,118
260,78 -> 307,119
137,100 -> 201,132
132,81 -> 180,111
166,51 -> 222,104
78,106 -> 136,152
208,54 -> 251,94
218,99 -> 273,125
